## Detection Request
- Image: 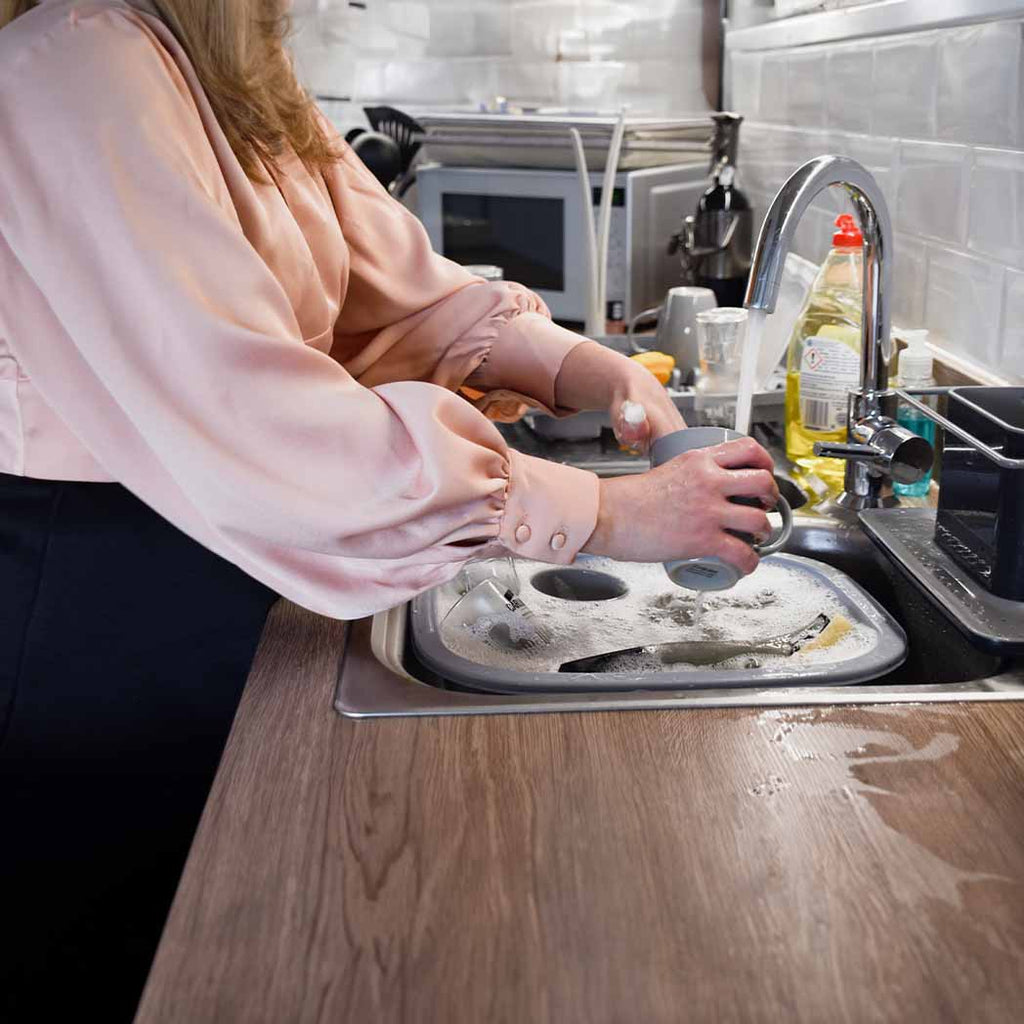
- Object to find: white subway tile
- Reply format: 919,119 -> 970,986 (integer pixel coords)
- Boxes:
937,21 -> 1020,147
303,55 -> 359,101
737,161 -> 768,196
999,270 -> 1024,382
1002,268 -> 1024,380
742,127 -> 818,196
789,204 -> 836,266
494,61 -> 559,104
510,3 -> 579,60
618,56 -> 707,115
786,49 -> 827,129
892,233 -> 927,327
924,246 -> 1003,365
896,140 -> 969,245
789,128 -> 832,168
384,3 -> 430,41
728,50 -> 762,119
426,5 -> 512,58
596,8 -> 703,62
829,131 -> 899,210
558,60 -> 626,110
968,147 -> 1024,268
760,53 -> 789,124
1019,21 -> 1024,147
359,57 -> 501,106
776,0 -> 822,14
825,42 -> 873,135
872,34 -> 937,140
352,59 -> 388,101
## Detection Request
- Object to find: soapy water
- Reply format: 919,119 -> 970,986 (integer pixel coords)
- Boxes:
438,558 -> 878,675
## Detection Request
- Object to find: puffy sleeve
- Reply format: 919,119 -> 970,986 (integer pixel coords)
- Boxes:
324,136 -> 590,419
0,6 -> 599,618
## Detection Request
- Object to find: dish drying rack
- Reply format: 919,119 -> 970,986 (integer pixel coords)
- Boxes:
861,387 -> 1024,655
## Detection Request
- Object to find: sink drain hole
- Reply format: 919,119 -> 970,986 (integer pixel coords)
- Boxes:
531,568 -> 628,602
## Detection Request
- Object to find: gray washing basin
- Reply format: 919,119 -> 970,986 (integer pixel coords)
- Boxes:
335,514 -> 1024,718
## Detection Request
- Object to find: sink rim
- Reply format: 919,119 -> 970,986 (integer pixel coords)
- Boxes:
335,613 -> 1024,719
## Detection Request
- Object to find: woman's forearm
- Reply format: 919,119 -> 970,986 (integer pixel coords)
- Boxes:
555,341 -> 687,440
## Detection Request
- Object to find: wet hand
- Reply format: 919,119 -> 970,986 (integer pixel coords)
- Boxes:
582,436 -> 780,578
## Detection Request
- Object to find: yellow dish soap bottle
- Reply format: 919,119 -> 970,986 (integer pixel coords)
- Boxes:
784,213 -> 865,495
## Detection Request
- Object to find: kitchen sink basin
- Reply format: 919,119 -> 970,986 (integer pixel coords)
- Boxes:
335,513 -> 1024,718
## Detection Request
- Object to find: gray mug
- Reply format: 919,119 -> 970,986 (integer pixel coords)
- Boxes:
628,286 -> 716,381
650,426 -> 792,591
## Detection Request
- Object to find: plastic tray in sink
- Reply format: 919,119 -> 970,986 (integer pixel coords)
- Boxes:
408,554 -> 907,693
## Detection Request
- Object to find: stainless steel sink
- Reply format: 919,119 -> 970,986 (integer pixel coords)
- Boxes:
335,513 -> 1024,718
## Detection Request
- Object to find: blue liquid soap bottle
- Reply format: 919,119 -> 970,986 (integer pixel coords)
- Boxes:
893,329 -> 936,499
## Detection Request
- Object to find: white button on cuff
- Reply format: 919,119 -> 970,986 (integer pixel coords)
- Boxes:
514,524 -> 532,544
549,532 -> 567,551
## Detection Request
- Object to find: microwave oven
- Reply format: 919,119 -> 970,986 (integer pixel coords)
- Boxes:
416,162 -> 708,329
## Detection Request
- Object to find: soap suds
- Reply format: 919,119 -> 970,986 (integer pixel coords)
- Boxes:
621,400 -> 648,426
438,557 -> 879,675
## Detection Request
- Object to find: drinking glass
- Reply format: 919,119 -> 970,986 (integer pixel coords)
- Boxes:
694,307 -> 748,427
454,556 -> 520,597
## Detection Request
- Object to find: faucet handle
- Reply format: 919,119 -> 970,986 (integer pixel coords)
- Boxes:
814,423 -> 933,484
812,441 -> 878,462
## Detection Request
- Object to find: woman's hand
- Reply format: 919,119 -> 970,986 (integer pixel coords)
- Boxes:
582,437 -> 780,578
554,341 -> 685,453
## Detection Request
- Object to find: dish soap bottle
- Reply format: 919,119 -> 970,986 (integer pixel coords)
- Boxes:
893,329 -> 936,499
784,213 -> 864,495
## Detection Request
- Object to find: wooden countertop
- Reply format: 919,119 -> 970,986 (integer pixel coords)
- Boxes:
137,600 -> 1024,1023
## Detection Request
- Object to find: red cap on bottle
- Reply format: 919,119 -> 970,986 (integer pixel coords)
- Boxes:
832,213 -> 863,247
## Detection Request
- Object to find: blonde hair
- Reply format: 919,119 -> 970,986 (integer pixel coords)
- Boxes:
0,0 -> 336,182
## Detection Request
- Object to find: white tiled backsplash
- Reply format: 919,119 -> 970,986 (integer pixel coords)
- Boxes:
727,17 -> 1024,379
292,0 -> 710,118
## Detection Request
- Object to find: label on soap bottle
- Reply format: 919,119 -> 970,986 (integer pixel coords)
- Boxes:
799,337 -> 861,432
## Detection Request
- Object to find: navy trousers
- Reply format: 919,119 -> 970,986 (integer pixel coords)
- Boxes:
0,473 -> 277,1020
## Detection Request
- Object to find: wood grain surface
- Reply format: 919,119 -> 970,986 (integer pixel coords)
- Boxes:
137,601 -> 1024,1023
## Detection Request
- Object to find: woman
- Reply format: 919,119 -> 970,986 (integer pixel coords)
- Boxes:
0,0 -> 778,1015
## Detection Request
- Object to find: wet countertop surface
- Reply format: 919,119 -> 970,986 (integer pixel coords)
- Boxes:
137,601 -> 1024,1023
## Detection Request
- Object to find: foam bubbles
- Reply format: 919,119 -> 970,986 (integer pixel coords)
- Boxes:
439,558 -> 879,676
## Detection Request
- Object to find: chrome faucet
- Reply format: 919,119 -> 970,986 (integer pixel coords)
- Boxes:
744,155 -> 933,510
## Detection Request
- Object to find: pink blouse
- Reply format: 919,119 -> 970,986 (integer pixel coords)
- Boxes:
0,0 -> 601,618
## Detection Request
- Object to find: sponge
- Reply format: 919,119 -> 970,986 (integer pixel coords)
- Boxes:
801,614 -> 853,653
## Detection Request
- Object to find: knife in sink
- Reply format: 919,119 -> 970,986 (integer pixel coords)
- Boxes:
558,613 -> 830,673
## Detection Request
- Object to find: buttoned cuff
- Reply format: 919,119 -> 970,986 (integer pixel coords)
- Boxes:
498,450 -> 599,564
470,312 -> 587,415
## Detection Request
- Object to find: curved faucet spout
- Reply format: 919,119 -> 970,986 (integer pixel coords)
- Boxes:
743,155 -> 928,511
743,155 -> 893,396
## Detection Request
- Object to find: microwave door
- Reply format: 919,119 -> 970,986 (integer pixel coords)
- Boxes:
441,193 -> 565,294
415,166 -> 590,326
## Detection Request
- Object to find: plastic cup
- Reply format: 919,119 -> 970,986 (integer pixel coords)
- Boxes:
695,307 -> 748,427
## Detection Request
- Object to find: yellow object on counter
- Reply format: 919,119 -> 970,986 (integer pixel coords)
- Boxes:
629,351 -> 675,386
801,614 -> 853,653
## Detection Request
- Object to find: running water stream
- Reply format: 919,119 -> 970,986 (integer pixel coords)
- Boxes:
733,307 -> 766,436
692,591 -> 707,628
